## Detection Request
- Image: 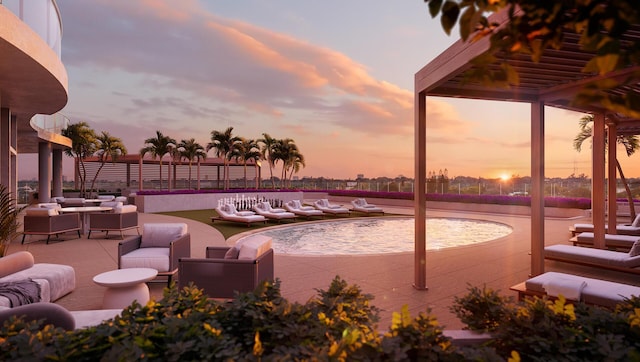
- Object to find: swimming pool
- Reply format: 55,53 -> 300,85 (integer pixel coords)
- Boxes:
249,217 -> 513,255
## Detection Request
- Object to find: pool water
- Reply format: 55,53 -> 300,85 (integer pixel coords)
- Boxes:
251,217 -> 513,255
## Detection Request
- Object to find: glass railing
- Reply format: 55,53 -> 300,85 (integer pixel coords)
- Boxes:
1,0 -> 62,56
30,113 -> 70,134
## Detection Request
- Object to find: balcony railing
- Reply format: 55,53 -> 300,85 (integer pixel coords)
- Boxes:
1,0 -> 62,56
30,113 -> 69,134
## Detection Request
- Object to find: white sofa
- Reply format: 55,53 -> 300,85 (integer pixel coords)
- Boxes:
0,251 -> 75,308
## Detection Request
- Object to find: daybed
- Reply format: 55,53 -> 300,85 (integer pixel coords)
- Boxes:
213,203 -> 266,226
569,214 -> 640,236
569,232 -> 639,251
544,243 -> 640,275
88,201 -> 139,239
313,199 -> 350,215
0,251 -> 76,308
284,200 -> 324,218
179,235 -> 274,299
21,205 -> 81,244
253,201 -> 297,222
510,271 -> 640,308
350,198 -> 384,215
118,223 -> 191,285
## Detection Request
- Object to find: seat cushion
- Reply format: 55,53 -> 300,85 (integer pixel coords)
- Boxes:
140,223 -> 187,248
120,248 -> 170,272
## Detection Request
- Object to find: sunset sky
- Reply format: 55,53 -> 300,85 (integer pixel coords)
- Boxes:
19,0 -> 639,181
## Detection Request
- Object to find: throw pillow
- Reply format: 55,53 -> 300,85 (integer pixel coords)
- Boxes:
238,236 -> 273,260
224,247 -> 240,259
629,240 -> 640,257
141,223 -> 188,248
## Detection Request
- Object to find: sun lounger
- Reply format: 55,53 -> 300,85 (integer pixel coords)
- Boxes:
313,199 -> 350,215
253,201 -> 297,222
350,198 -> 384,215
213,204 -> 266,227
569,214 -> 640,236
569,232 -> 640,251
510,271 -> 640,308
284,200 -> 324,218
544,243 -> 640,275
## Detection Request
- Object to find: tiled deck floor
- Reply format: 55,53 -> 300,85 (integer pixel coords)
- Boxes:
10,204 -> 640,331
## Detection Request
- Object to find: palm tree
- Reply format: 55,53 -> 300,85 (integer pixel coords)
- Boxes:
207,127 -> 240,190
235,138 -> 261,189
87,132 -> 127,197
574,115 -> 640,219
0,184 -> 24,257
258,133 -> 278,189
61,122 -> 97,197
272,138 -> 298,189
140,131 -> 176,190
285,150 -> 305,188
177,138 -> 207,189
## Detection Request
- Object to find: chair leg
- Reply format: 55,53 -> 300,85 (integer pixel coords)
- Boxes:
87,230 -> 92,239
77,230 -> 81,238
21,234 -> 26,244
46,235 -> 51,244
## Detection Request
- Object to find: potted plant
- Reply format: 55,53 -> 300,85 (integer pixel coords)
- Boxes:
0,184 -> 24,257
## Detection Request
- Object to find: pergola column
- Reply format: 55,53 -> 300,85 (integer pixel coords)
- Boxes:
607,121 -> 618,234
38,142 -> 52,203
414,90 -> 427,290
0,107 -> 13,192
530,102 -> 545,276
592,113 -> 606,249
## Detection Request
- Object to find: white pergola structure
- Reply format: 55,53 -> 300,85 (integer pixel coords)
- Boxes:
413,10 -> 640,289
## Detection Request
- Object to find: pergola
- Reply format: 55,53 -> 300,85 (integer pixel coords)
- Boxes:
413,9 -> 640,289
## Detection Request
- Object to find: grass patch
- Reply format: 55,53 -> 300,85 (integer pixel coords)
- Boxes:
157,209 -> 396,240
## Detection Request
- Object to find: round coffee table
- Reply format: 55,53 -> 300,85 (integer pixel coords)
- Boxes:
93,268 -> 158,309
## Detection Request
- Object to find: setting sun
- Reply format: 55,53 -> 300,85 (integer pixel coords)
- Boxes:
500,174 -> 511,181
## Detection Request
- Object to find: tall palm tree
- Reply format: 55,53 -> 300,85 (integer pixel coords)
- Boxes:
258,133 -> 278,189
88,132 -> 127,197
207,127 -> 240,190
272,138 -> 298,189
285,151 -> 305,188
61,122 -> 97,197
178,138 -> 207,189
235,138 -> 261,189
574,114 -> 640,219
140,131 -> 176,190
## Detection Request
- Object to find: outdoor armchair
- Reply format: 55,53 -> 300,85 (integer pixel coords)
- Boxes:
178,235 -> 274,299
118,223 -> 191,285
22,207 -> 81,244
88,202 -> 139,239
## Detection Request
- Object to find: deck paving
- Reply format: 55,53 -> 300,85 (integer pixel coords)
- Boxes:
11,202 -> 639,331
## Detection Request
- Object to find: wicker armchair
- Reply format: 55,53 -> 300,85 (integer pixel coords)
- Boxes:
22,208 -> 81,244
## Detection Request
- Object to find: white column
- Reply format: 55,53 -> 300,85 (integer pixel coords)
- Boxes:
0,108 -> 11,190
607,121 -> 618,234
38,142 -> 52,203
52,148 -> 63,197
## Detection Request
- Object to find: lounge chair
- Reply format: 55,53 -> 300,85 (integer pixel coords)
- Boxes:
544,243 -> 640,275
510,271 -> 640,308
253,201 -> 297,222
213,203 -> 266,226
313,199 -> 350,215
350,198 -> 384,215
569,214 -> 640,236
284,200 -> 324,218
569,232 -> 639,251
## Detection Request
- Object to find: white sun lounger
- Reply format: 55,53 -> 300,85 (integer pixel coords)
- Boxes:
569,232 -> 640,251
570,214 -> 640,236
313,199 -> 350,215
284,200 -> 323,218
253,201 -> 297,222
350,198 -> 384,215
213,203 -> 266,226
510,271 -> 640,308
544,244 -> 640,275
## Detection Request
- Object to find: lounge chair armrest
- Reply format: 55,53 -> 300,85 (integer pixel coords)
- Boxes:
206,246 -> 231,259
169,233 -> 191,272
51,213 -> 81,232
118,235 -> 142,257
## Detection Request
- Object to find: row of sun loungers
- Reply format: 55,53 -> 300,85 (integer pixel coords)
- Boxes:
212,198 -> 384,226
512,216 -> 640,308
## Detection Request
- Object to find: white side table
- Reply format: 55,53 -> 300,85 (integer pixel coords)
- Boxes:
93,268 -> 158,309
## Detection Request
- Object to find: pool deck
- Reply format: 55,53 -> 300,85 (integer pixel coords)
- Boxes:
10,203 -> 640,331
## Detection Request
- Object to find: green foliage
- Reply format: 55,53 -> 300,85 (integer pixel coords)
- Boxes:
450,284 -> 513,332
2,279 -> 640,360
0,184 -> 24,257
